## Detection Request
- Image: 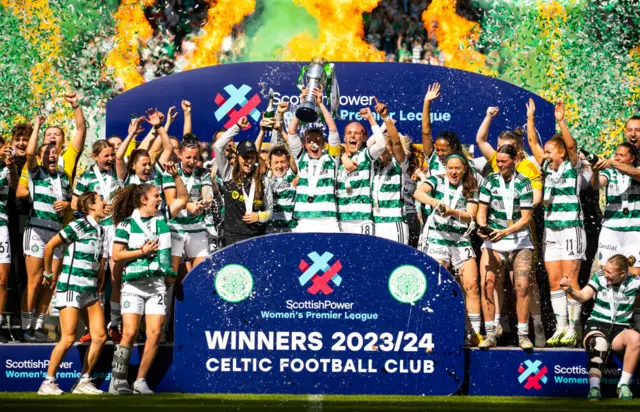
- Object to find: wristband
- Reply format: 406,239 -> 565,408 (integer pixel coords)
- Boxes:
382,116 -> 391,122
140,246 -> 145,256
43,272 -> 54,280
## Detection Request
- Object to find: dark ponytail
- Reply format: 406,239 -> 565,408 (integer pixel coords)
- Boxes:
77,191 -> 98,215
112,184 -> 152,225
435,131 -> 462,156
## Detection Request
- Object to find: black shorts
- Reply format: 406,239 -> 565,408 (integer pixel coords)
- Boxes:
584,320 -> 630,342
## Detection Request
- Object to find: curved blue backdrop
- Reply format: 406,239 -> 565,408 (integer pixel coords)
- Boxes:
173,233 -> 466,395
106,62 -> 555,148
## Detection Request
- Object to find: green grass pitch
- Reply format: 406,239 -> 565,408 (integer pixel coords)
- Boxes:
1,394 -> 640,411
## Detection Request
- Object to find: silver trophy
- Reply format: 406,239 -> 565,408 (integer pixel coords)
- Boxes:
295,57 -> 328,123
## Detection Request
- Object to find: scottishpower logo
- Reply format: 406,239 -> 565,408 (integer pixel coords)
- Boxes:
518,360 -> 549,390
214,84 -> 261,129
298,251 -> 343,295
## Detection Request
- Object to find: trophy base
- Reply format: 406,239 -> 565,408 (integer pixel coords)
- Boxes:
295,104 -> 319,123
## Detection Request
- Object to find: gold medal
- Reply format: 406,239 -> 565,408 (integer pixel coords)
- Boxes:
346,187 -> 353,195
507,219 -> 514,227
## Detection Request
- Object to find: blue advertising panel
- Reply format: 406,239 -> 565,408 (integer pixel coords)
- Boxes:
173,233 -> 466,395
466,348 -> 639,397
0,344 -> 176,392
106,62 -> 556,148
2,343 -> 636,397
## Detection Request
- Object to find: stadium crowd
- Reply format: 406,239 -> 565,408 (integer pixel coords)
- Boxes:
1,83 -> 640,399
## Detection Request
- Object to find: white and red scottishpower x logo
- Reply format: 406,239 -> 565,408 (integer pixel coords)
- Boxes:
298,251 -> 343,295
518,360 -> 548,390
214,84 -> 262,129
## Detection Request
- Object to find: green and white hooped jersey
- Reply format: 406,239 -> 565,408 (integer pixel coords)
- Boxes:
587,270 -> 640,327
269,168 -> 297,229
428,151 -> 445,177
294,152 -> 338,220
542,159 -> 583,229
113,207 -> 173,283
164,166 -> 212,233
27,167 -> 72,232
74,166 -> 122,226
372,158 -> 406,224
57,216 -> 103,294
0,166 -> 10,227
424,175 -> 478,247
479,171 -> 533,241
337,147 -> 374,221
601,168 -> 640,232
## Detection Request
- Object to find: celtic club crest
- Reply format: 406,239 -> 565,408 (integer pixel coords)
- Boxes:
388,265 -> 427,304
215,264 -> 254,303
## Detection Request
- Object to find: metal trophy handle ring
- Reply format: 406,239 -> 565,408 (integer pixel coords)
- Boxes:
295,57 -> 328,123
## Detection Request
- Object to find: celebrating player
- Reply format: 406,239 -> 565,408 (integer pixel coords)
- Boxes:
371,99 -> 410,243
336,106 -> 386,235
37,192 -> 107,395
477,144 -> 535,349
214,116 -> 272,245
529,101 -> 586,346
414,154 -> 481,344
287,87 -> 341,233
109,162 -> 188,395
560,255 -> 640,401
421,82 -> 464,177
19,116 -> 72,342
592,142 -> 640,275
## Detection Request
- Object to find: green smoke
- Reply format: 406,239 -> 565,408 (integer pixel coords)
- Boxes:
242,0 -> 318,61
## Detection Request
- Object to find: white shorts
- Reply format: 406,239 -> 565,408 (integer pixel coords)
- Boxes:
121,278 -> 167,316
340,220 -> 375,236
597,226 -> 640,268
54,289 -> 99,310
482,235 -> 533,258
170,230 -> 209,259
293,218 -> 340,234
543,226 -> 586,262
102,225 -> 115,261
23,226 -> 62,259
426,242 -> 475,270
375,221 -> 409,244
0,226 -> 11,264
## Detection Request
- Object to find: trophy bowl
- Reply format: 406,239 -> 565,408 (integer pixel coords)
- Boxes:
295,57 -> 328,123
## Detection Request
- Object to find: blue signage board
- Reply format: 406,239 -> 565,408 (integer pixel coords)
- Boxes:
2,343 -> 636,396
467,348 -> 639,398
106,62 -> 556,148
173,233 -> 466,395
0,344 -> 175,392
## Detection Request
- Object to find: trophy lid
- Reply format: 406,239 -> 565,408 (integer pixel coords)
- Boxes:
311,56 -> 328,65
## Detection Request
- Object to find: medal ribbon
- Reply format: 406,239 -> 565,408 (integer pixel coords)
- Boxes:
307,157 -> 323,200
373,161 -> 394,208
498,173 -> 516,224
93,165 -> 113,201
242,178 -> 256,213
